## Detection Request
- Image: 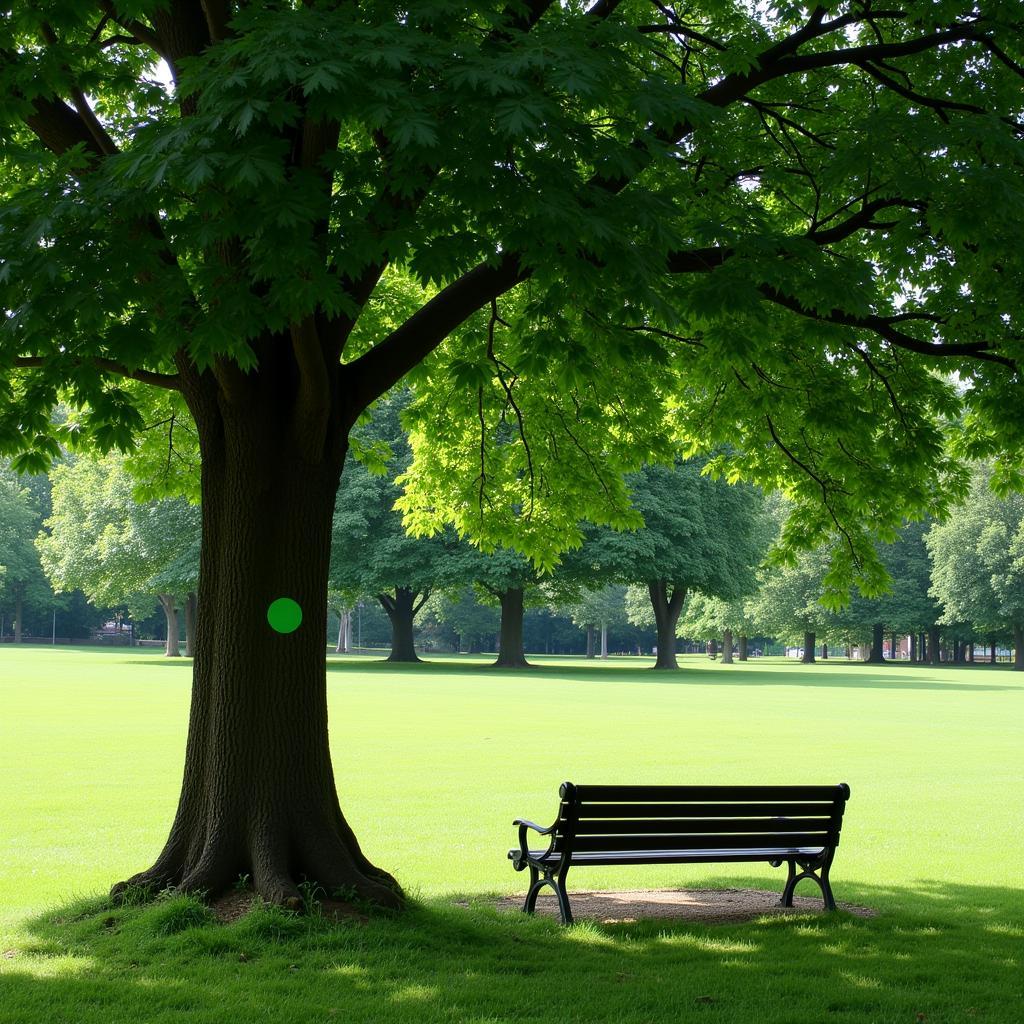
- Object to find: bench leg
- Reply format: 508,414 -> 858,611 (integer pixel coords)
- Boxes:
521,864 -> 574,925
780,851 -> 837,911
523,865 -> 543,914
555,864 -> 573,926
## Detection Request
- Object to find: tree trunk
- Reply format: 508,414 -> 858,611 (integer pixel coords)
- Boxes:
801,631 -> 815,663
14,596 -> 23,643
865,622 -> 885,663
1014,624 -> 1023,671
890,632 -> 898,661
928,626 -> 941,665
821,643 -> 828,660
184,592 -> 197,657
158,595 -> 181,658
378,588 -> 424,663
600,622 -> 608,659
708,638 -> 718,659
585,625 -> 595,659
721,629 -> 733,664
990,632 -> 997,664
493,587 -> 530,668
909,632 -> 917,663
737,635 -> 748,661
967,642 -> 974,663
648,580 -> 686,670
112,399 -> 400,911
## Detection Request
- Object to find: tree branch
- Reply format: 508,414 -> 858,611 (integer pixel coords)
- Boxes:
343,252 -> 528,416
12,356 -> 182,391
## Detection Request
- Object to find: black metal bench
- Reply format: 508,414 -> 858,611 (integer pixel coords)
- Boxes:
509,782 -> 850,924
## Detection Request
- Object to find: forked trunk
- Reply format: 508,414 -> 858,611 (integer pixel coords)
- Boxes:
494,587 -> 530,668
737,635 -> 748,661
649,580 -> 685,670
801,632 -> 815,663
721,629 -> 733,664
378,588 -> 424,663
158,595 -> 181,658
112,397 -> 400,910
184,592 -> 197,657
865,622 -> 885,664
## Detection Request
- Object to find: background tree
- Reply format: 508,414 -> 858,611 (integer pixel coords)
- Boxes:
2,1 -> 1022,907
0,471 -> 50,641
579,462 -> 765,669
748,548 -> 833,663
928,474 -> 1024,670
566,585 -> 628,660
37,454 -> 200,656
680,594 -> 760,664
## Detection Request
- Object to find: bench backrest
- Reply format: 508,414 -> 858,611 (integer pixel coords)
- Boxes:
550,783 -> 850,853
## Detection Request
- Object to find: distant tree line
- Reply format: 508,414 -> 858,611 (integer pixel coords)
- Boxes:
3,404 -> 1022,671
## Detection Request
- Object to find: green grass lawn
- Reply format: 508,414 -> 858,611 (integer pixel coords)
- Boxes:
1,646 -> 1022,1023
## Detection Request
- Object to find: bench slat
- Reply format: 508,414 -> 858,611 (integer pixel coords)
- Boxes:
574,801 -> 839,818
557,832 -> 837,852
571,817 -> 838,836
572,784 -> 846,802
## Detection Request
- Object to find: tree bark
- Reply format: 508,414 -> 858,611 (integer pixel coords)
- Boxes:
928,626 -> 941,665
600,622 -> 608,659
158,595 -> 181,658
648,580 -> 686,670
990,632 -> 997,664
890,631 -> 898,661
378,588 -> 424,663
821,643 -> 828,660
1014,624 -> 1023,671
112,395 -> 400,911
909,632 -> 917,663
184,592 -> 197,657
585,625 -> 595,659
801,631 -> 816,663
737,635 -> 748,661
721,629 -> 733,664
865,622 -> 885,663
493,587 -> 530,668
14,596 -> 23,643
967,642 -> 974,663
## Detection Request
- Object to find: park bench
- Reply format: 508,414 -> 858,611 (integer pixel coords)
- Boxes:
509,782 -> 850,924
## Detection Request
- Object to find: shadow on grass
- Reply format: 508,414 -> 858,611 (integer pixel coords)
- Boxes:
2,880 -> 1021,1024
323,656 -> 1022,692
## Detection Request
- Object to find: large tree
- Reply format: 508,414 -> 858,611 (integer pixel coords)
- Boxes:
2,2 -> 1022,906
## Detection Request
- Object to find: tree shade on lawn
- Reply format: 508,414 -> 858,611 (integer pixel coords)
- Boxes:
1,3 -> 1023,907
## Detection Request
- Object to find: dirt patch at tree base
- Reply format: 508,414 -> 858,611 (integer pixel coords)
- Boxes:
494,888 -> 875,924
210,891 -> 367,925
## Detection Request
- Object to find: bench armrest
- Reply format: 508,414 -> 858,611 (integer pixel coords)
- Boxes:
510,818 -> 557,870
513,818 -> 555,835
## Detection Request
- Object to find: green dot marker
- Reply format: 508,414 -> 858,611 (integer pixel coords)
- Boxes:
267,597 -> 303,634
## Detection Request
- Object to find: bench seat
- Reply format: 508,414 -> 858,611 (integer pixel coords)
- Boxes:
509,782 -> 850,923
524,846 -> 828,865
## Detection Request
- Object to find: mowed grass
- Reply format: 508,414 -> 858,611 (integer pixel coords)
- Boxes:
1,646 -> 1022,1023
